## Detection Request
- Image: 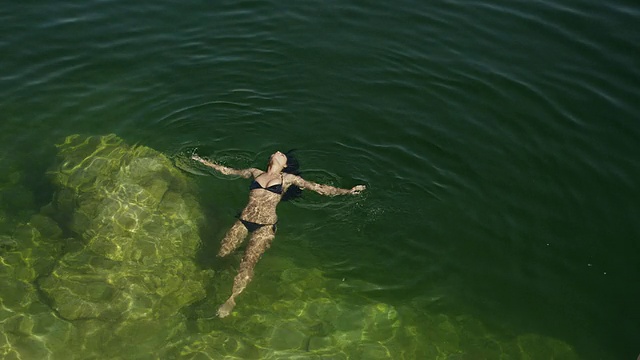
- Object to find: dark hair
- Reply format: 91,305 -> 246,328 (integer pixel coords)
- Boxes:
281,149 -> 302,201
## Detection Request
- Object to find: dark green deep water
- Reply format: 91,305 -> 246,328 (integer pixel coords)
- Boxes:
1,0 -> 638,359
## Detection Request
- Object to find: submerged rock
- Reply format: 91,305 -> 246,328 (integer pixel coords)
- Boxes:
0,214 -> 75,360
178,255 -> 580,360
0,134 -> 583,359
0,134 -> 212,359
39,134 -> 210,321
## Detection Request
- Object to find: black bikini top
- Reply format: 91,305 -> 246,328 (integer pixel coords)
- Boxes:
249,175 -> 284,195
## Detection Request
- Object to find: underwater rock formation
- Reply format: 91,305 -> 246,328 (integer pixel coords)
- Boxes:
38,134 -> 210,321
0,211 -> 75,359
1,134 -> 213,359
0,135 -> 582,359
175,256 -> 580,360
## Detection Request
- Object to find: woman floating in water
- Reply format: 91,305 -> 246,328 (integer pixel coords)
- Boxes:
192,151 -> 366,318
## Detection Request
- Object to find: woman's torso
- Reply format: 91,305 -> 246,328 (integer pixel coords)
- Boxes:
240,172 -> 291,224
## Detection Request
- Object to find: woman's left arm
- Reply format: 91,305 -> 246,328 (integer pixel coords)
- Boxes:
290,175 -> 366,196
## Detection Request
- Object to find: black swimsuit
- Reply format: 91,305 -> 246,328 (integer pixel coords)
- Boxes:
239,218 -> 277,233
239,175 -> 283,232
248,177 -> 283,195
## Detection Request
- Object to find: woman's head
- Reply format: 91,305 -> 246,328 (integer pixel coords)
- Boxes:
269,151 -> 288,169
271,149 -> 302,201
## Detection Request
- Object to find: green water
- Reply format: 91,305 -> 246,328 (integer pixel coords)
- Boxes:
1,0 -> 638,359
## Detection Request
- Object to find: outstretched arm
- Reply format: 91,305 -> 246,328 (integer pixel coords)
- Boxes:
290,175 -> 366,196
192,154 -> 260,179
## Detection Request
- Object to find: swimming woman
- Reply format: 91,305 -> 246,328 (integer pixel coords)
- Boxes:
191,151 -> 366,318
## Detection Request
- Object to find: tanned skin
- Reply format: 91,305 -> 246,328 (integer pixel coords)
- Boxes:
192,151 -> 366,318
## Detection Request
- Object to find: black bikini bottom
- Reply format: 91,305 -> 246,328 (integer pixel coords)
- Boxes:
239,219 -> 277,233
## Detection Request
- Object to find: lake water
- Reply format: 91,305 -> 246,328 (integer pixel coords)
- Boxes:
1,0 -> 638,359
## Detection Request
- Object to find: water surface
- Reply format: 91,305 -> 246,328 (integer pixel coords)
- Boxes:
1,0 -> 638,358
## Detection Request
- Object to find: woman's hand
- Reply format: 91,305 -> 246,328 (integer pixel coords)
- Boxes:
350,185 -> 366,194
192,154 -> 204,163
192,154 -> 216,167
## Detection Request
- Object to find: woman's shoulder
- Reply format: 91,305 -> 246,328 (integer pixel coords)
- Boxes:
282,173 -> 305,187
282,172 -> 299,181
250,168 -> 265,178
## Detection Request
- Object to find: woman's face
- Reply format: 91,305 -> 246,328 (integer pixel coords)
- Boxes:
270,151 -> 287,168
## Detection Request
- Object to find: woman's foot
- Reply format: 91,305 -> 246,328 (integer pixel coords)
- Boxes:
217,246 -> 232,257
217,299 -> 236,318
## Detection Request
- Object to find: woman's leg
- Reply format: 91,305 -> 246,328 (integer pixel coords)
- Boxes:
217,220 -> 248,257
217,226 -> 275,318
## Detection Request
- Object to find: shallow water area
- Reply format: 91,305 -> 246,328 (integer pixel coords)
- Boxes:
1,0 -> 639,359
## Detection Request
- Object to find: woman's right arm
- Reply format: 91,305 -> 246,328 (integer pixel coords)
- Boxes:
192,154 -> 259,179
